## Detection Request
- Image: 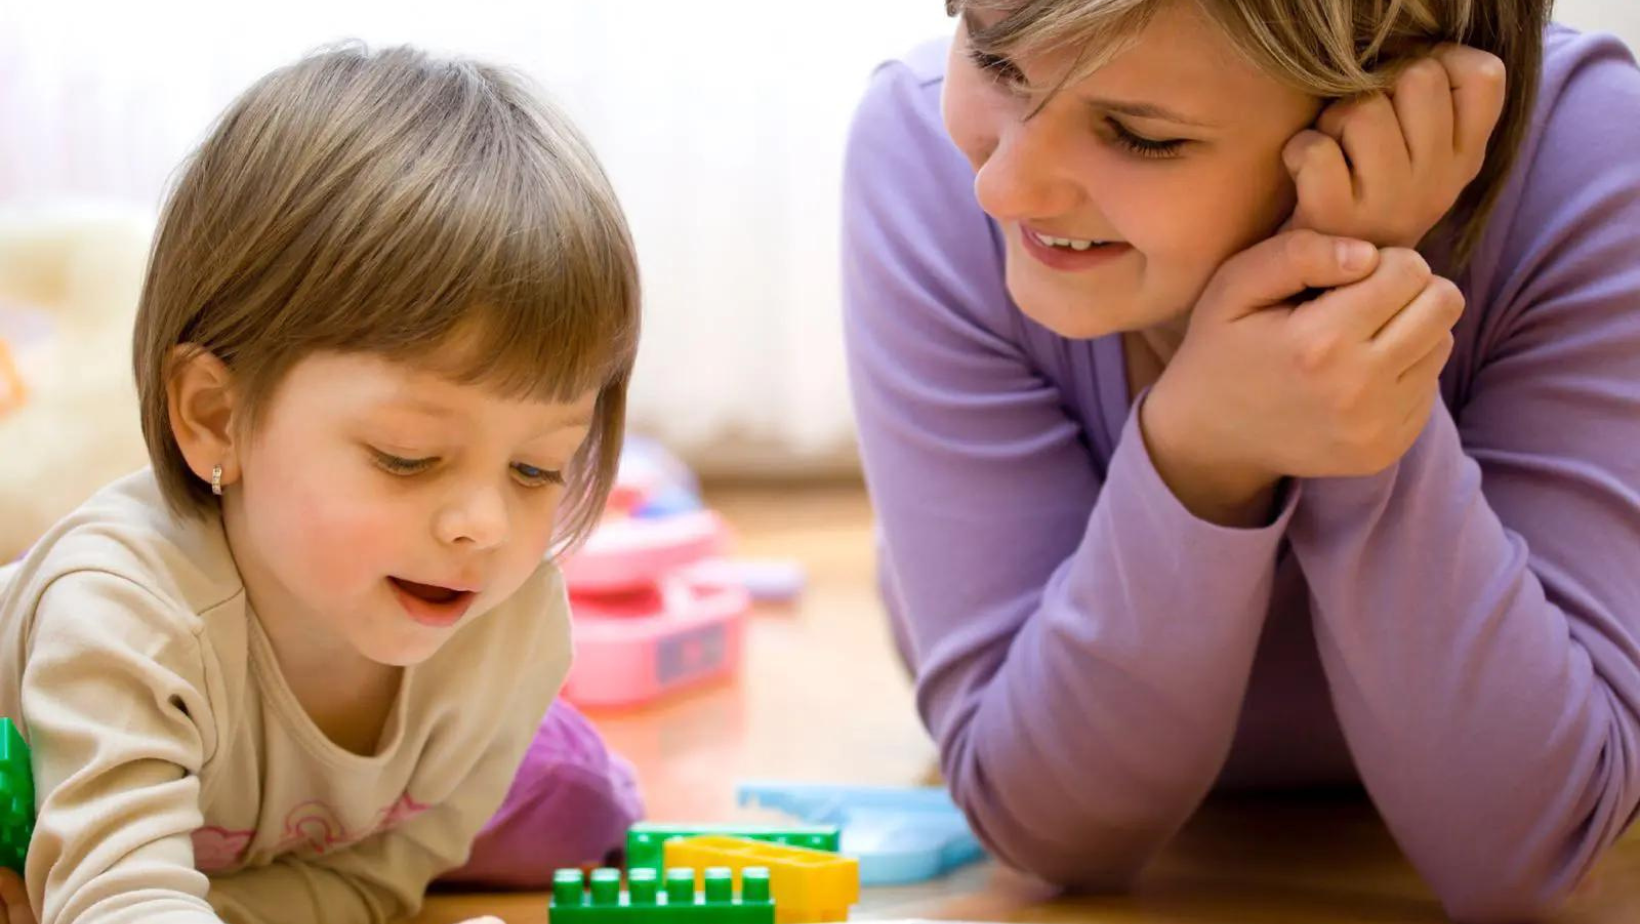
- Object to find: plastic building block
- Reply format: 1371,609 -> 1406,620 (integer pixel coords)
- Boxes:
0,719 -> 33,872
561,574 -> 750,708
664,836 -> 858,924
550,865 -> 774,923
737,782 -> 985,886
626,822 -> 840,873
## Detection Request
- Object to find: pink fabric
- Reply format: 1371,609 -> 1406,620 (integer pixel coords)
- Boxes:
438,699 -> 643,887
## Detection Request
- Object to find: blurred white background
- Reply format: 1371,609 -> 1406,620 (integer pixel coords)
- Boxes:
0,0 -> 955,476
1,1 -> 1634,475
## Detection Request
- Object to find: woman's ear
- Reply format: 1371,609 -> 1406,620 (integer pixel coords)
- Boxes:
166,346 -> 241,492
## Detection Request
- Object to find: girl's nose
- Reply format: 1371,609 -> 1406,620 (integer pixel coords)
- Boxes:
434,483 -> 509,550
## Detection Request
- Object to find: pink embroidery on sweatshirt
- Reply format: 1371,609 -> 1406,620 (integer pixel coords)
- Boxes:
278,800 -> 350,854
373,791 -> 431,831
191,790 -> 428,871
191,827 -> 255,873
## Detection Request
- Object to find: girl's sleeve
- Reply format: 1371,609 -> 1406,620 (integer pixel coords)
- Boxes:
1284,33 -> 1640,923
23,571 -> 223,924
841,58 -> 1299,885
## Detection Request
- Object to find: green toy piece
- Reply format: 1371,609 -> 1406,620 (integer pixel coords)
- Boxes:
551,866 -> 774,923
0,718 -> 34,873
626,822 -> 840,873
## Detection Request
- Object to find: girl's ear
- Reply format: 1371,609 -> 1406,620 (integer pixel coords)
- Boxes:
167,346 -> 242,492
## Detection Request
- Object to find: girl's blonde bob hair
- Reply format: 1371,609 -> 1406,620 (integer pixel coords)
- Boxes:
950,0 -> 1551,267
133,43 -> 640,555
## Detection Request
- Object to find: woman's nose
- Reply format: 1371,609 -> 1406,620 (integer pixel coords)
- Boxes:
972,115 -> 1083,224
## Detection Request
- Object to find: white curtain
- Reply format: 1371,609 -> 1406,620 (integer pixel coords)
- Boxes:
0,0 -> 956,475
1555,0 -> 1640,50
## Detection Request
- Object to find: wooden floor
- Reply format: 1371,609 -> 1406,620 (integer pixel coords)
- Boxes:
417,481 -> 1640,924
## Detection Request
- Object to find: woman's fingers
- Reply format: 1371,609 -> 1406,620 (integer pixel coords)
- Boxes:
1373,275 -> 1465,374
1388,56 -> 1456,172
1317,91 -> 1412,203
1430,43 -> 1507,176
1283,129 -> 1355,227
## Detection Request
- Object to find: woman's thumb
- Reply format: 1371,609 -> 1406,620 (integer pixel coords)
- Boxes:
1205,230 -> 1379,321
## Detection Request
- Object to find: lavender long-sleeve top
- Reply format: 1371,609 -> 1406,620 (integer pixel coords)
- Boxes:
841,25 -> 1640,923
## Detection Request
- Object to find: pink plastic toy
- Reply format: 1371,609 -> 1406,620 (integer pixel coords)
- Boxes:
558,438 -> 754,708
561,510 -> 730,596
557,436 -> 818,707
560,573 -> 750,708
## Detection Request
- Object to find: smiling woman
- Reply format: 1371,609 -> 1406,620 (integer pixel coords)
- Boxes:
842,0 -> 1640,921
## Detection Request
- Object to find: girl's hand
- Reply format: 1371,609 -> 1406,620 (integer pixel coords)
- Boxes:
1143,231 -> 1463,524
0,869 -> 34,924
1282,45 -> 1507,248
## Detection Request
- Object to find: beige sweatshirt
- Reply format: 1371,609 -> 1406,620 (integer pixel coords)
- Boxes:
0,470 -> 572,924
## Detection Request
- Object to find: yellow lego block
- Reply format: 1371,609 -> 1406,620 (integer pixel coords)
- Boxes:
663,834 -> 859,923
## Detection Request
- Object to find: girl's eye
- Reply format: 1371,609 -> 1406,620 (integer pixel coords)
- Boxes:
374,451 -> 435,475
966,47 -> 1027,90
1106,119 -> 1187,159
512,463 -> 565,488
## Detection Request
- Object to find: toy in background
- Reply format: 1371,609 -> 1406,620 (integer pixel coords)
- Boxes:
0,338 -> 24,420
0,299 -> 53,423
625,822 -> 840,874
554,799 -> 977,923
551,865 -> 775,923
0,718 -> 34,873
0,205 -> 154,563
737,783 -> 986,886
664,836 -> 858,924
558,437 -> 805,709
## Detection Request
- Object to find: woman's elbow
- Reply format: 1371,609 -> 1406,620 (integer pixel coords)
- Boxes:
1428,857 -> 1590,924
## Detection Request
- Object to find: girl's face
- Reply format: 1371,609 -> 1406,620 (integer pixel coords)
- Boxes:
942,1 -> 1323,339
224,351 -> 595,668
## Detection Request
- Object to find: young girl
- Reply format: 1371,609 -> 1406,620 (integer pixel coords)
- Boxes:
0,43 -> 640,923
843,0 -> 1640,921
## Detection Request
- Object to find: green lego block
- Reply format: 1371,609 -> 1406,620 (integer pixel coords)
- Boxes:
626,822 -> 840,873
0,718 -> 33,873
550,866 -> 774,923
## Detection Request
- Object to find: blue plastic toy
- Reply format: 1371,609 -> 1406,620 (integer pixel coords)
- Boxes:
736,782 -> 986,886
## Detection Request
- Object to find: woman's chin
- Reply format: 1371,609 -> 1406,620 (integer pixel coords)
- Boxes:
1008,286 -> 1128,340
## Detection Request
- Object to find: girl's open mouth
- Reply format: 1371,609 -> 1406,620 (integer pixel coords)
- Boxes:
389,577 -> 476,627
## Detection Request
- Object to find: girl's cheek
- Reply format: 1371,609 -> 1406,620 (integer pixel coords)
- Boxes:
281,478 -> 405,586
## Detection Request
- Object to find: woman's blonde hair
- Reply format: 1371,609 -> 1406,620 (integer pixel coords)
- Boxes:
133,43 -> 640,555
950,0 -> 1552,268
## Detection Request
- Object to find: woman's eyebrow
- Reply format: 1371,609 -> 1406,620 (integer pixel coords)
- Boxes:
1082,96 -> 1220,129
960,7 -> 1219,131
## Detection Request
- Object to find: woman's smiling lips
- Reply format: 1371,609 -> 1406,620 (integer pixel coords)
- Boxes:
1018,224 -> 1133,271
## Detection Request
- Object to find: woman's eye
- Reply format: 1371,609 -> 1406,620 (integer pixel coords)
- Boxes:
512,463 -> 565,488
373,451 -> 435,475
1106,119 -> 1187,159
966,48 -> 1027,90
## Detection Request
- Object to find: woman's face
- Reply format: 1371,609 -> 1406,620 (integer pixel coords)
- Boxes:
942,1 -> 1323,339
